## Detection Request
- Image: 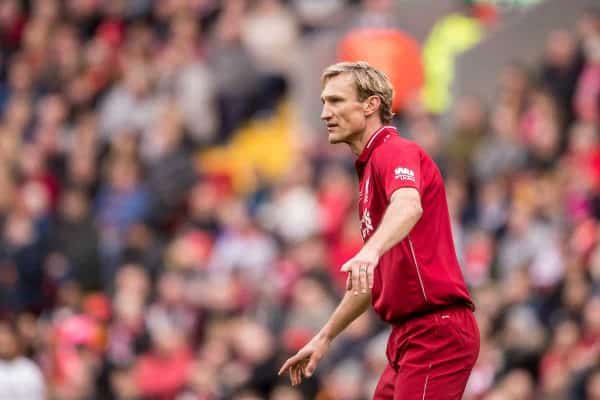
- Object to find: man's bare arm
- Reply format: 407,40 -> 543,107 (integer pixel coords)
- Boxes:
363,187 -> 422,258
279,189 -> 422,384
319,290 -> 371,341
342,187 -> 423,294
279,291 -> 371,384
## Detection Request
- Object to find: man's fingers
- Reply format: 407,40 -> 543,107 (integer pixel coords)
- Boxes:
279,358 -> 294,375
305,352 -> 321,377
342,261 -> 353,292
368,264 -> 375,289
301,358 -> 309,377
295,364 -> 304,385
360,263 -> 368,293
279,353 -> 305,375
340,261 -> 351,272
291,365 -> 299,385
300,359 -> 309,381
293,365 -> 300,385
284,352 -> 320,383
352,263 -> 360,294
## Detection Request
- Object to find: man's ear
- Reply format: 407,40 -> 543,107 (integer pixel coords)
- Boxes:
364,96 -> 381,117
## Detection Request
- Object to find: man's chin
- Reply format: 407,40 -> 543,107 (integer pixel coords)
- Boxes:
328,133 -> 344,144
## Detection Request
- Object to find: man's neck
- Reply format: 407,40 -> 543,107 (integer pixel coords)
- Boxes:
349,121 -> 384,156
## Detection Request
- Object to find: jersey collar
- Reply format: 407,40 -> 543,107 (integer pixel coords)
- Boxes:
355,125 -> 397,172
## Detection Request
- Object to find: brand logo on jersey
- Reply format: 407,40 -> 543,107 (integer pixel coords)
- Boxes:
360,209 -> 374,240
394,167 -> 415,182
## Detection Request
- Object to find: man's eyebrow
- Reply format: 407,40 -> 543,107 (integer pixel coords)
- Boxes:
321,94 -> 343,102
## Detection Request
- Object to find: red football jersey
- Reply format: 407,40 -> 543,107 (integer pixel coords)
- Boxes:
355,126 -> 473,324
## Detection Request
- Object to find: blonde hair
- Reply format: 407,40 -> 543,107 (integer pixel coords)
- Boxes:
321,61 -> 395,124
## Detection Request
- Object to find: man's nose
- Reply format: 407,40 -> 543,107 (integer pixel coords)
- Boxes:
321,105 -> 332,121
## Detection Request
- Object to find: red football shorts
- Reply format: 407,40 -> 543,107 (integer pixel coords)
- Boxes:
373,305 -> 480,400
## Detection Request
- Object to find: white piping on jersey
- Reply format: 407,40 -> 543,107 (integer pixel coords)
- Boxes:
408,238 -> 428,303
422,374 -> 430,400
365,125 -> 396,150
364,177 -> 370,204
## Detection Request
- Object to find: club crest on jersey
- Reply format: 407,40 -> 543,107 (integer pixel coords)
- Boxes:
394,167 -> 415,182
360,209 -> 374,240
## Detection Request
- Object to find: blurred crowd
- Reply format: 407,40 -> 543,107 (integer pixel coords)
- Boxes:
0,0 -> 599,399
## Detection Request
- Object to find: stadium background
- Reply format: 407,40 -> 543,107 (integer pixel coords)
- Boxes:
0,0 -> 599,399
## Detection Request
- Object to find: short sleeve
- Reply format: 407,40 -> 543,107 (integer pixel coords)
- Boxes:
372,141 -> 422,201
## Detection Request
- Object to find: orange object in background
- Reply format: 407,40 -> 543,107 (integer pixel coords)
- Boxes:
337,28 -> 424,112
471,3 -> 499,26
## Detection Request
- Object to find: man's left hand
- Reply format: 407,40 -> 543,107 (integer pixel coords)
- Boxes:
340,247 -> 380,295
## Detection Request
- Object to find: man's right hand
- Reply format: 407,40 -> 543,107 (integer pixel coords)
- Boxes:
278,333 -> 331,386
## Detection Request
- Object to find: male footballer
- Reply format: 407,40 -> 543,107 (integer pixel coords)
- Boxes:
279,62 -> 479,399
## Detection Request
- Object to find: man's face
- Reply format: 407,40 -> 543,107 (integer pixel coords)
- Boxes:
320,73 -> 368,145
